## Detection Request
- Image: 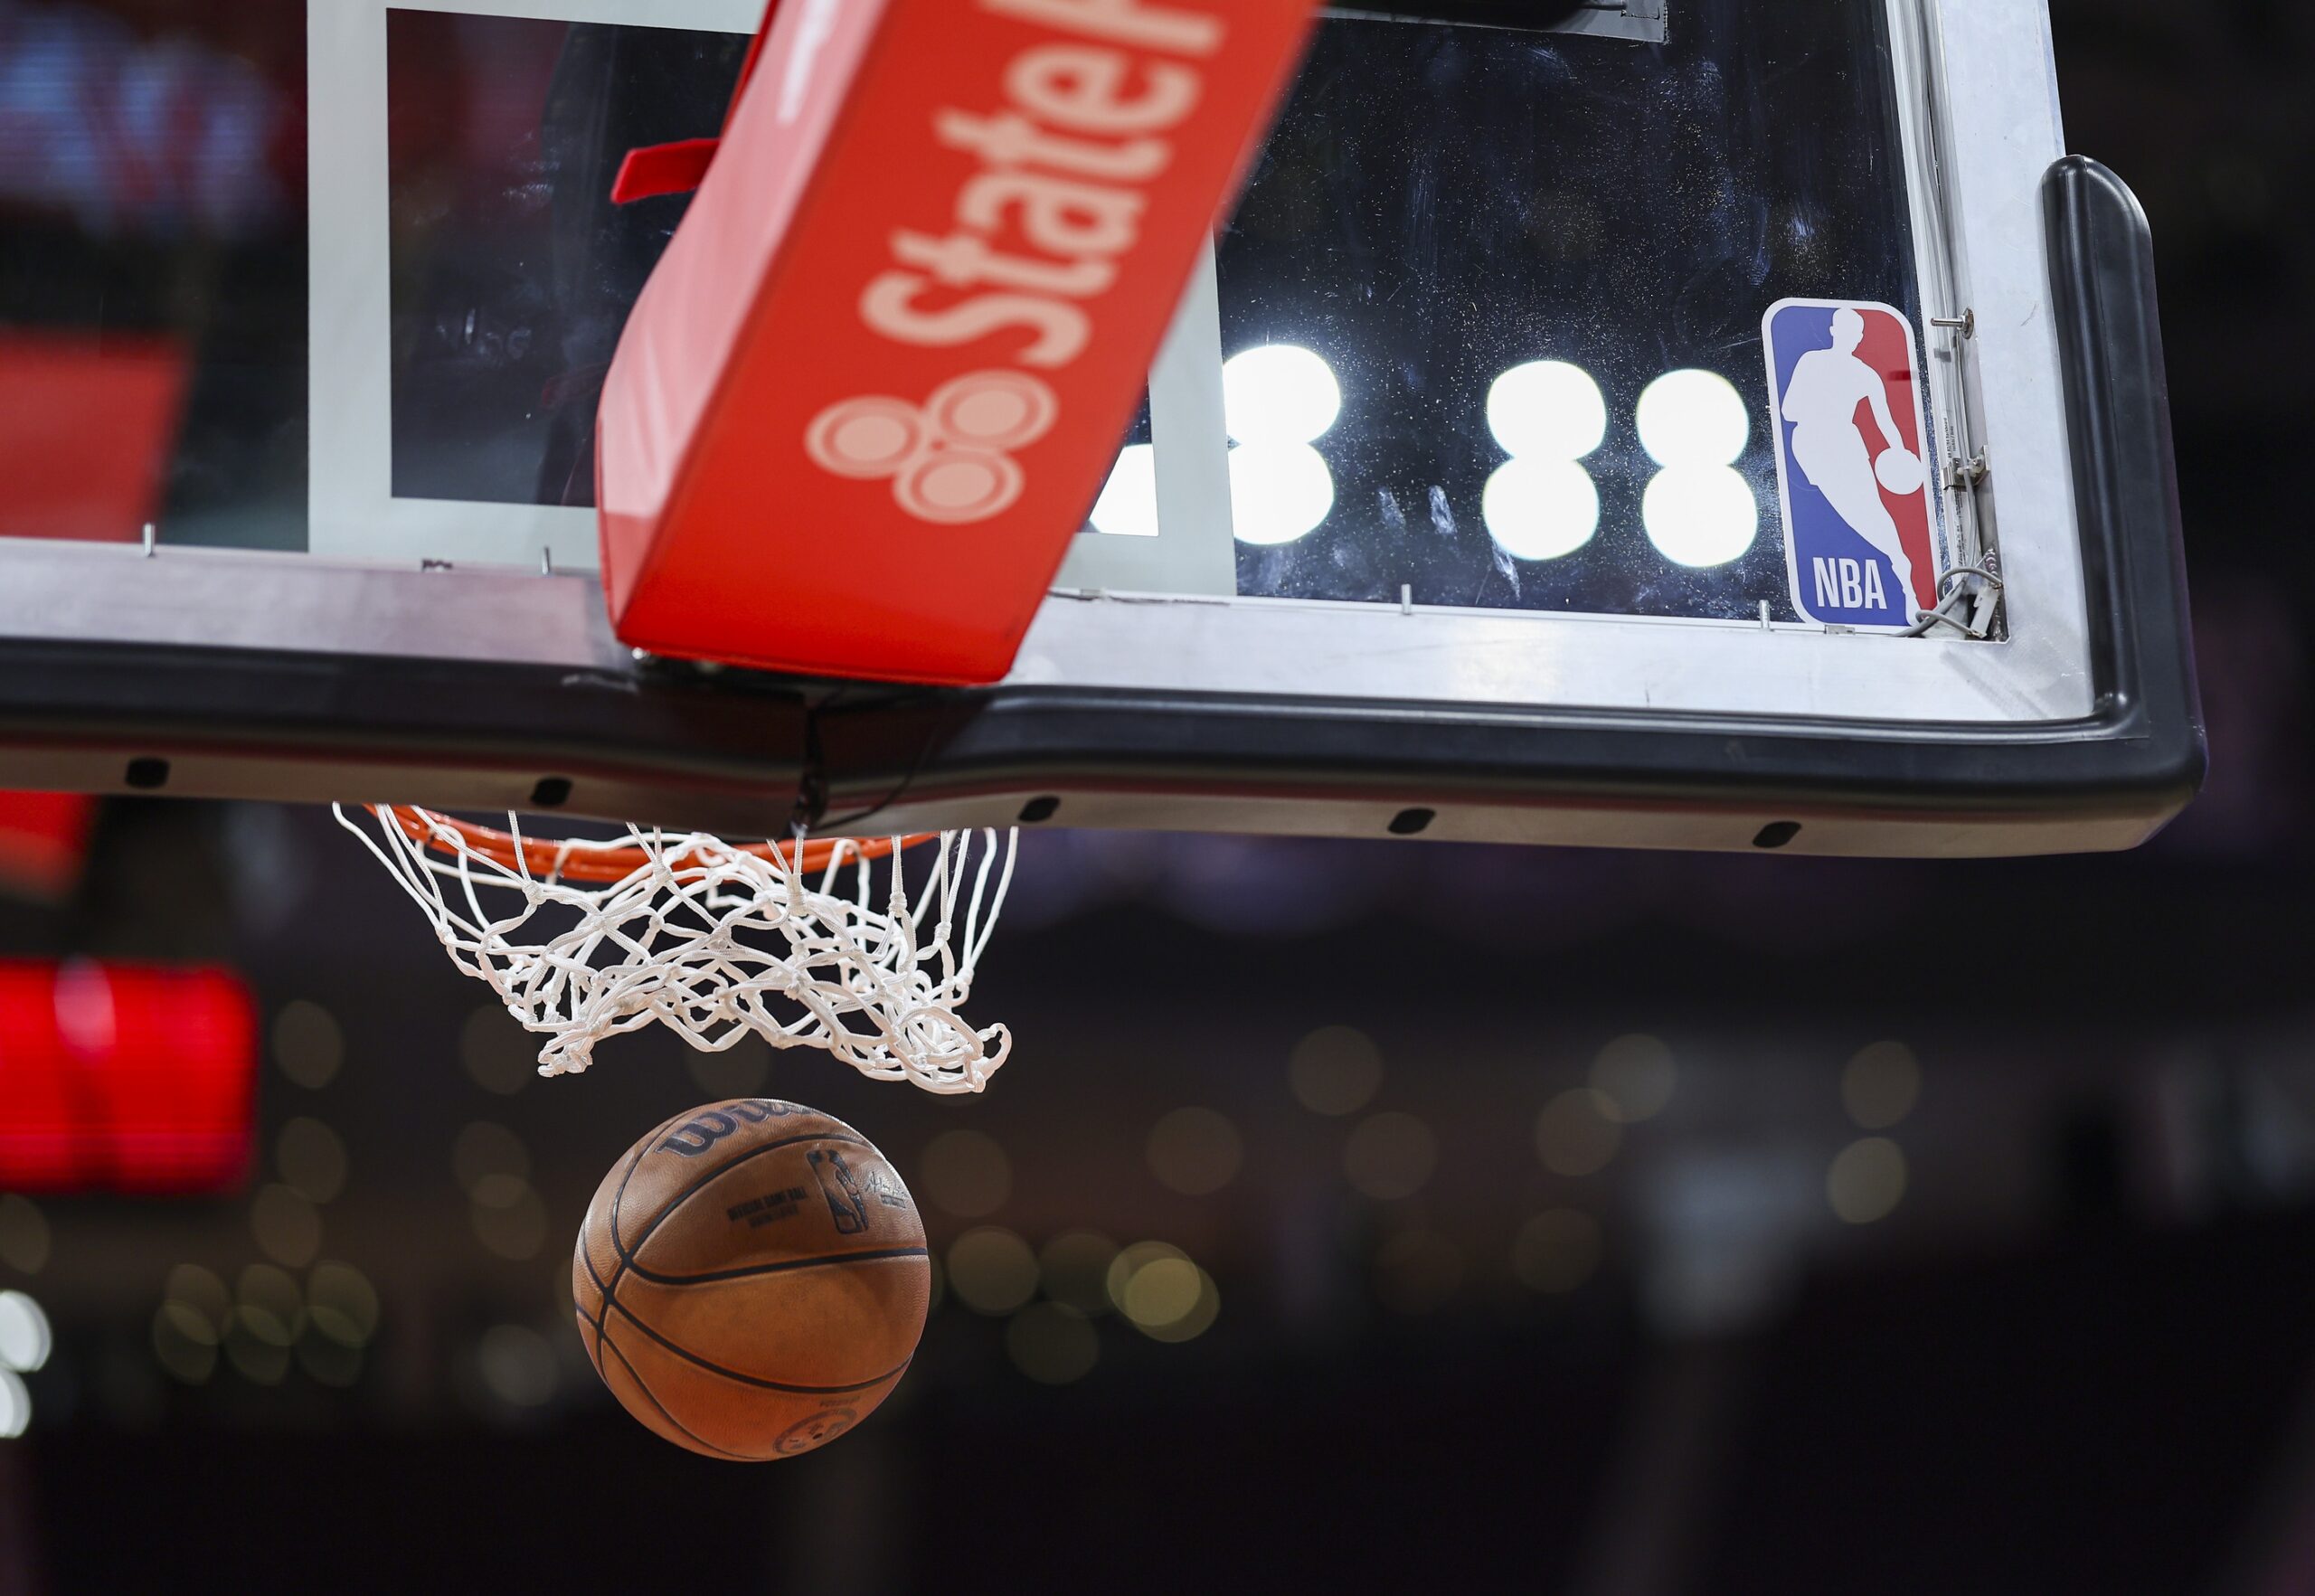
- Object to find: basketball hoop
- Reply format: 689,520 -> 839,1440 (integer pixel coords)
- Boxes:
336,806 -> 1016,1093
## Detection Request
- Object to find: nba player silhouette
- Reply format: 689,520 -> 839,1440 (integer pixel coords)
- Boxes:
1781,307 -> 1922,616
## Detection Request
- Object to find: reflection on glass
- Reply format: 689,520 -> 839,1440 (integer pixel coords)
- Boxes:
1487,362 -> 1607,461
1223,345 -> 1342,447
1231,443 -> 1337,546
1217,13 -> 1921,617
1089,444 -> 1159,537
1224,345 -> 1342,545
1636,370 -> 1750,469
1642,466 -> 1757,567
1482,457 -> 1600,561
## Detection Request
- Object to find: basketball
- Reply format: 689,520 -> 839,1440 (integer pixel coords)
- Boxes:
573,1100 -> 930,1460
1875,447 -> 1927,496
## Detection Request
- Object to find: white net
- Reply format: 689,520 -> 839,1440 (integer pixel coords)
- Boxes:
335,806 -> 1016,1092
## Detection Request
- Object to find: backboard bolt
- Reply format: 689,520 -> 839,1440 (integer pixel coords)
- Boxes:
1944,451 -> 1990,492
141,523 -> 156,559
1931,310 -> 1976,338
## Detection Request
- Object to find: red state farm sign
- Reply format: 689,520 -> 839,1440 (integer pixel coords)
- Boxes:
597,0 -> 1319,685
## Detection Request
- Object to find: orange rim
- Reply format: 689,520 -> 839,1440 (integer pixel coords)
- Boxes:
377,807 -> 935,886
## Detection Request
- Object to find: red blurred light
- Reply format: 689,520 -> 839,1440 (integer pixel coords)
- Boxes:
0,963 -> 257,1194
0,334 -> 188,542
0,792 -> 96,902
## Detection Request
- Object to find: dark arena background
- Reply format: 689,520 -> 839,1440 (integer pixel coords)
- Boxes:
0,1 -> 2310,1591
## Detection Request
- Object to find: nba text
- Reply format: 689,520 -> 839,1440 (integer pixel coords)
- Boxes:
1809,557 -> 1893,615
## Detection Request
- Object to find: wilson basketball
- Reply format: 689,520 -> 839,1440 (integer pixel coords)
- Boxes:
573,1100 -> 929,1460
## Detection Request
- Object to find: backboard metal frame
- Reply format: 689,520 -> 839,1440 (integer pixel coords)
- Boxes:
307,0 -> 763,571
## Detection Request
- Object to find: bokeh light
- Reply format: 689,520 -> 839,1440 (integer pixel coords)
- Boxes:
223,1325 -> 290,1385
1107,1242 -> 1219,1343
1843,1042 -> 1923,1129
151,1302 -> 217,1384
477,1325 -> 558,1407
687,1041 -> 772,1100
272,1000 -> 343,1089
1006,1303 -> 1099,1384
0,1292 -> 51,1372
250,1184 -> 322,1269
1039,1231 -> 1119,1316
1121,1256 -> 1202,1327
1511,1209 -> 1603,1294
1590,1034 -> 1677,1124
921,1129 -> 1013,1219
277,1118 -> 349,1204
0,1197 -> 49,1275
1828,1137 -> 1908,1224
1343,1112 -> 1438,1201
1287,1025 -> 1385,1116
164,1265 -> 229,1337
306,1262 -> 380,1348
298,1332 -> 364,1389
453,1122 -> 530,1192
468,1176 -> 548,1261
458,1006 -> 534,1095
235,1264 -> 302,1348
949,1228 -> 1039,1316
1373,1226 -> 1463,1316
1145,1108 -> 1244,1196
1535,1089 -> 1622,1176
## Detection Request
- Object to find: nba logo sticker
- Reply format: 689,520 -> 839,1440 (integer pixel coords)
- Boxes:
1763,300 -> 1942,630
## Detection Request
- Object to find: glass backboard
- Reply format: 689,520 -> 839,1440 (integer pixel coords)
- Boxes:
0,0 -> 2201,855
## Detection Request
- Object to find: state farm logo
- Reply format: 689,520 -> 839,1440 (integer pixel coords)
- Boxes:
803,0 -> 1225,524
806,371 -> 1059,524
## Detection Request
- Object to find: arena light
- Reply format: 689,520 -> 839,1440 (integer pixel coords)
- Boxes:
1635,369 -> 1749,467
1642,466 -> 1758,568
0,1370 -> 26,1440
1482,456 -> 1601,561
1088,444 -> 1160,538
1487,360 -> 1606,461
1229,442 -> 1337,546
0,1293 -> 49,1374
1222,345 -> 1342,447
